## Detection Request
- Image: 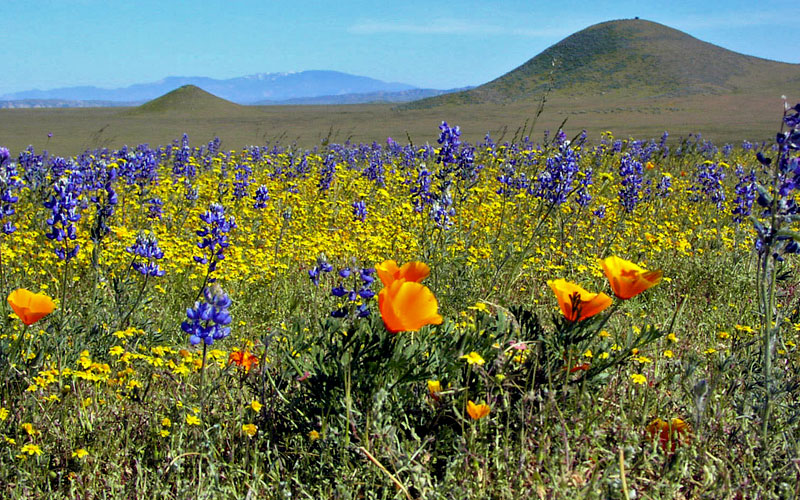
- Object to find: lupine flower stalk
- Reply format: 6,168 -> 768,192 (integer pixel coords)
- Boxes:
750,100 -> 800,445
194,202 -> 236,288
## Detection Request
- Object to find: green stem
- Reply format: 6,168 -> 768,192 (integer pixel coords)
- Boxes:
119,273 -> 149,329
199,342 -> 208,414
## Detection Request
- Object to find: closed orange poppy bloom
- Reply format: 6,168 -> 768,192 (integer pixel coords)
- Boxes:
378,279 -> 442,333
547,279 -> 612,322
375,259 -> 430,288
466,400 -> 491,420
599,256 -> 662,299
646,417 -> 690,452
7,289 -> 56,326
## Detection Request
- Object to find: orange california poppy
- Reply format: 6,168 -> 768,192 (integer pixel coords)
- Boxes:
7,289 -> 56,326
229,350 -> 259,372
375,259 -> 431,288
646,417 -> 691,452
378,279 -> 443,333
466,400 -> 491,420
569,362 -> 591,373
599,256 -> 663,300
547,279 -> 612,322
427,380 -> 442,397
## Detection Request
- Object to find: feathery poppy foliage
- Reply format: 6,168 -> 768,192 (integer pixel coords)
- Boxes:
547,279 -> 612,322
7,289 -> 55,326
599,256 -> 662,299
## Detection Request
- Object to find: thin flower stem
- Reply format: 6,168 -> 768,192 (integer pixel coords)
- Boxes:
198,342 -> 209,419
119,274 -> 149,329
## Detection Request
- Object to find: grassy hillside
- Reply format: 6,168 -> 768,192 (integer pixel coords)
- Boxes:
127,85 -> 244,115
408,18 -> 800,107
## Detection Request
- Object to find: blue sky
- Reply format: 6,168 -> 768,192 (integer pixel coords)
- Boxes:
0,0 -> 795,95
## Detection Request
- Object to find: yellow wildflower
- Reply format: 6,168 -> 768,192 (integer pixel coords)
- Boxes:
460,352 -> 485,366
20,443 -> 42,456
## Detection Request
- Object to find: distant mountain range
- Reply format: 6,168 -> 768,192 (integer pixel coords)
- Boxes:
0,70 -> 461,107
5,19 -> 797,111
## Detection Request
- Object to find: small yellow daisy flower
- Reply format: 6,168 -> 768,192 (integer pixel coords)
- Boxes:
21,443 -> 42,456
460,352 -> 485,366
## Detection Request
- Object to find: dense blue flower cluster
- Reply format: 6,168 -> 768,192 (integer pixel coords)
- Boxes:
44,172 -> 83,261
318,154 -> 337,192
752,102 -> 800,259
50,156 -> 71,178
593,205 -> 607,219
184,183 -> 199,202
0,147 -> 23,235
437,121 -> 461,167
194,202 -> 236,278
496,167 -> 530,197
352,200 -> 367,222
89,163 -> 118,241
574,168 -> 593,207
232,163 -> 253,200
308,256 -> 333,286
182,284 -> 232,346
330,266 -> 375,318
147,197 -> 164,219
626,139 -> 660,163
722,144 -> 733,158
362,153 -> 385,186
18,146 -> 48,191
617,153 -> 644,213
533,140 -> 583,205
200,137 -> 221,170
656,173 -> 673,198
410,166 -> 435,213
687,161 -> 726,209
659,131 -> 669,155
732,166 -> 756,223
118,144 -> 160,191
126,231 -> 165,277
430,192 -> 455,229
253,184 -> 270,209
172,133 -> 195,180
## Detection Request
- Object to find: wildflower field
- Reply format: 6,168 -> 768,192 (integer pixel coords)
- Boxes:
1,103 -> 800,499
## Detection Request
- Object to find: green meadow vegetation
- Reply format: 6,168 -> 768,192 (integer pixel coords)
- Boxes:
0,99 -> 798,498
1,17 -> 800,500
